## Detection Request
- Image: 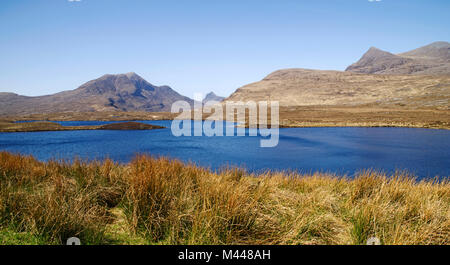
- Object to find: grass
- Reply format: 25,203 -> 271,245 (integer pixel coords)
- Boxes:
243,106 -> 450,129
4,106 -> 450,130
0,151 -> 448,245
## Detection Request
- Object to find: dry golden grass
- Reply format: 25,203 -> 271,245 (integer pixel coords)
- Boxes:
0,152 -> 448,245
228,106 -> 450,129
276,106 -> 450,129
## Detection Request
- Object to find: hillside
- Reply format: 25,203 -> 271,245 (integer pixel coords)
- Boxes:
0,73 -> 194,115
225,68 -> 450,109
346,41 -> 450,75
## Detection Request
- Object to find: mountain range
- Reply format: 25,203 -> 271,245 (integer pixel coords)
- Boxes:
346,41 -> 450,75
226,41 -> 450,109
0,72 -> 195,115
0,41 -> 449,116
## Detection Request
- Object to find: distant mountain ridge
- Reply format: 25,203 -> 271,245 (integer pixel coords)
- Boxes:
2,42 -> 449,116
0,73 -> 194,115
225,42 -> 450,109
203,92 -> 225,105
346,41 -> 450,75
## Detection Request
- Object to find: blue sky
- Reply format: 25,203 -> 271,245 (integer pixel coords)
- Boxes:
0,0 -> 449,97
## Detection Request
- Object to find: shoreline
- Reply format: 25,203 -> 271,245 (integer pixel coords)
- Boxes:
247,123 -> 450,130
1,106 -> 449,131
1,120 -> 448,133
1,121 -> 448,133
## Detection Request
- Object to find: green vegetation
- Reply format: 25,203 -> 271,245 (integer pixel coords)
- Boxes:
0,152 -> 448,245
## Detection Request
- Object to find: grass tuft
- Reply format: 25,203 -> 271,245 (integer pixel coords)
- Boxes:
0,151 -> 448,245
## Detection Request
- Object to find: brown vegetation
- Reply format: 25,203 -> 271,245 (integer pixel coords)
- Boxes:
0,121 -> 165,132
0,152 -> 448,245
3,111 -> 176,122
276,106 -> 450,129
4,104 -> 449,131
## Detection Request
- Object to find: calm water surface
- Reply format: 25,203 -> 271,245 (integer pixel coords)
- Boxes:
1,120 -> 449,179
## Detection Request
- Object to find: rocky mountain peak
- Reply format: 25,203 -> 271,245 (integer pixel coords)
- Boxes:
346,42 -> 450,75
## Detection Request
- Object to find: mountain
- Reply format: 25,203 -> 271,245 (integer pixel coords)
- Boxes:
345,47 -> 413,74
203,92 -> 225,105
225,68 -> 450,109
346,41 -> 450,75
0,72 -> 194,115
400,41 -> 450,61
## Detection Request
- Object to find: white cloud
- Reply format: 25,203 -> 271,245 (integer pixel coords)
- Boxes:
68,0 -> 81,2
368,0 -> 382,2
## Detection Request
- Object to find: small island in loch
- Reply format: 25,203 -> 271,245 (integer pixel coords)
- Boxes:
0,120 -> 165,133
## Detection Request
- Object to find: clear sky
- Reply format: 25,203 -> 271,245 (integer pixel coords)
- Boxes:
0,0 -> 449,98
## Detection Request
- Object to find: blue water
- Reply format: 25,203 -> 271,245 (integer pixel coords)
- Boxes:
0,120 -> 449,179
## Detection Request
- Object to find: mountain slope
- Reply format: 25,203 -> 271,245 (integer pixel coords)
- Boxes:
225,68 -> 450,109
346,41 -> 450,75
0,73 -> 194,115
400,41 -> 450,61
